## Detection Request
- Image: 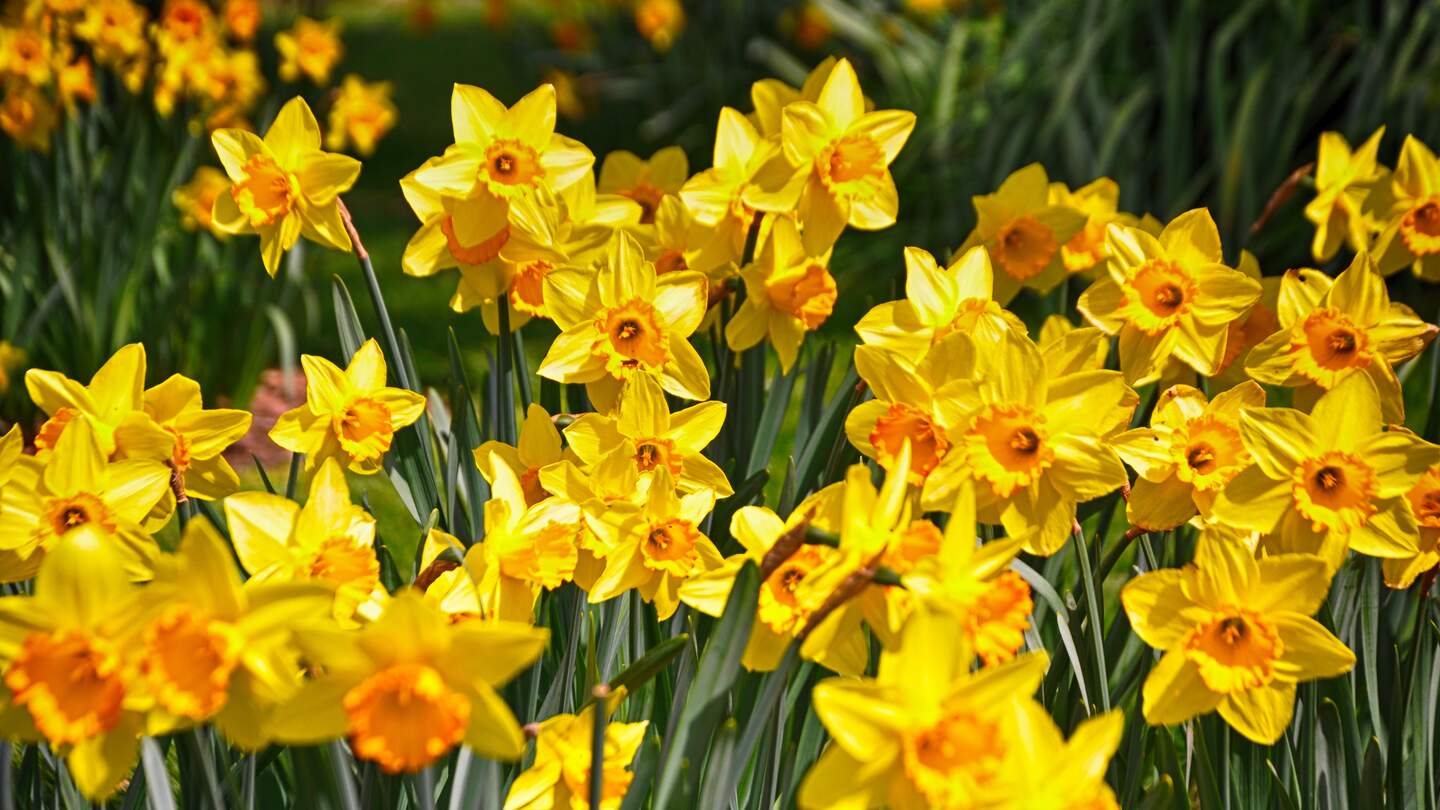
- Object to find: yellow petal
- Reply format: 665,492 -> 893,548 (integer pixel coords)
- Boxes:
1143,647 -> 1222,726
1239,408 -> 1316,479
1218,683 -> 1297,745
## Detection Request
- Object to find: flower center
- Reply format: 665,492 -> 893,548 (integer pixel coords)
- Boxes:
1292,451 -> 1378,533
440,216 -> 509,266
757,547 -> 826,635
818,133 -> 885,188
932,298 -> 995,344
482,139 -> 544,193
765,263 -> 837,330
143,608 -> 241,720
308,535 -> 381,594
594,300 -> 669,376
1062,219 -> 1107,273
1123,259 -> 1198,336
232,154 -> 297,228
640,519 -> 700,575
964,403 -> 1053,498
1400,198 -> 1440,257
1185,609 -> 1282,693
869,402 -> 950,484
34,407 -> 78,456
992,216 -> 1057,281
334,397 -> 395,463
43,493 -> 115,541
169,427 -> 192,473
621,182 -> 665,224
344,663 -> 471,774
1173,415 -> 1248,492
966,571 -> 1033,666
1290,307 -> 1372,387
5,631 -> 125,745
633,438 -> 683,476
901,709 -> 1006,806
887,520 -> 944,574
655,249 -> 689,275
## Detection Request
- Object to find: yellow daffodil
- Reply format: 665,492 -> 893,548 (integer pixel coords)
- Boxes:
142,373 -> 252,501
538,231 -> 711,408
1122,530 -> 1354,744
0,341 -> 23,395
25,343 -> 173,462
464,462 -> 584,622
504,703 -> 648,810
1306,126 -> 1386,262
797,607 -> 1049,809
922,328 -> 1134,554
1245,250 -> 1435,423
1111,382 -> 1264,532
598,145 -> 688,224
269,339 -> 426,474
0,418 -> 169,582
222,458 -> 382,622
474,402 -> 571,507
588,468 -> 721,620
990,703 -> 1123,810
854,244 -> 1024,364
223,0 -> 260,41
539,449 -> 644,591
0,26 -> 51,86
173,165 -> 232,238
1077,209 -> 1261,385
274,17 -> 341,86
1049,176 -> 1135,277
960,163 -> 1086,304
411,82 -> 594,208
564,375 -> 732,496
0,82 -> 59,152
0,528 -> 148,800
326,74 -> 396,157
750,57 -> 853,139
1373,135 -> 1440,280
725,216 -> 837,371
211,96 -> 362,276
1386,463 -> 1440,588
750,58 -> 915,253
646,193 -> 733,284
679,108 -> 782,267
844,334 -> 971,487
1212,372 -> 1440,570
399,157 -> 518,310
139,518 -> 332,747
268,590 -> 547,771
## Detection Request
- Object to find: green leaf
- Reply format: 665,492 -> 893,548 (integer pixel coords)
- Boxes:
606,634 -> 692,701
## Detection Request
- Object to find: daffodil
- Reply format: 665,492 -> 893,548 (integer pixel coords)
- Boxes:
173,165 -> 232,238
539,449 -> 644,591
142,373 -> 252,501
139,518 -> 333,747
538,231 -> 711,408
0,418 -> 169,582
0,528 -> 149,800
563,375 -> 732,496
645,193 -> 733,284
1306,126 -> 1387,262
274,16 -> 341,85
679,108 -> 782,266
400,156 -> 513,299
210,96 -> 362,276
1373,135 -> 1440,280
463,462 -> 584,622
474,402 -> 572,507
25,343 -> 173,461
844,334 -> 971,487
1035,315 -> 1115,374
1122,530 -> 1355,744
0,341 -> 23,395
960,163 -> 1086,304
269,338 -> 427,474
504,702 -> 648,810
749,57 -> 851,139
222,458 -> 383,622
587,468 -> 721,620
854,244 -> 1024,365
1386,463 -> 1440,588
921,328 -> 1135,554
797,607 -> 1049,810
267,590 -> 547,771
1245,250 -> 1435,423
749,57 -> 915,252
410,83 -> 594,212
725,216 -> 837,371
1111,382 -> 1264,532
990,704 -> 1124,810
1212,372 -> 1440,570
598,145 -> 688,224
1048,176 -> 1134,277
326,74 -> 396,156
1077,209 -> 1262,385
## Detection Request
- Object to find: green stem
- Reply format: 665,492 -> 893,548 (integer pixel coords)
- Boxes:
590,685 -> 610,810
337,199 -> 416,392
1072,524 -> 1111,713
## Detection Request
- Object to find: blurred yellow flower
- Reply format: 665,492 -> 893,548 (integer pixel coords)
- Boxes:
1306,126 -> 1387,262
505,702 -> 648,810
634,0 -> 684,51
726,216 -> 837,371
173,165 -> 232,237
1123,531 -> 1353,744
269,339 -> 427,474
960,163 -> 1086,304
0,341 -> 24,394
275,17 -> 342,86
0,82 -> 59,152
0,26 -> 53,86
210,96 -> 362,276
326,74 -> 396,157
222,0 -> 261,42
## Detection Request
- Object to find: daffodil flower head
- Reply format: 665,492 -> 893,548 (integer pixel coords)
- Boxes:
269,339 -> 427,474
1049,176 -> 1133,277
994,703 -> 1124,809
598,145 -> 688,224
25,343 -> 174,463
475,402 -> 570,507
538,231 -> 711,409
1305,126 -> 1387,262
1386,463 -> 1440,588
1122,529 -> 1355,743
504,702 -> 649,810
466,461 -> 583,622
1077,209 -> 1262,385
678,107 -> 780,266
1246,249 -> 1436,423
1112,381 -> 1264,532
725,216 -> 838,371
1374,135 -> 1440,279
142,373 -> 252,501
961,163 -> 1087,305
274,17 -> 342,86
211,96 -> 362,277
270,591 -> 548,771
1213,371 -> 1440,571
